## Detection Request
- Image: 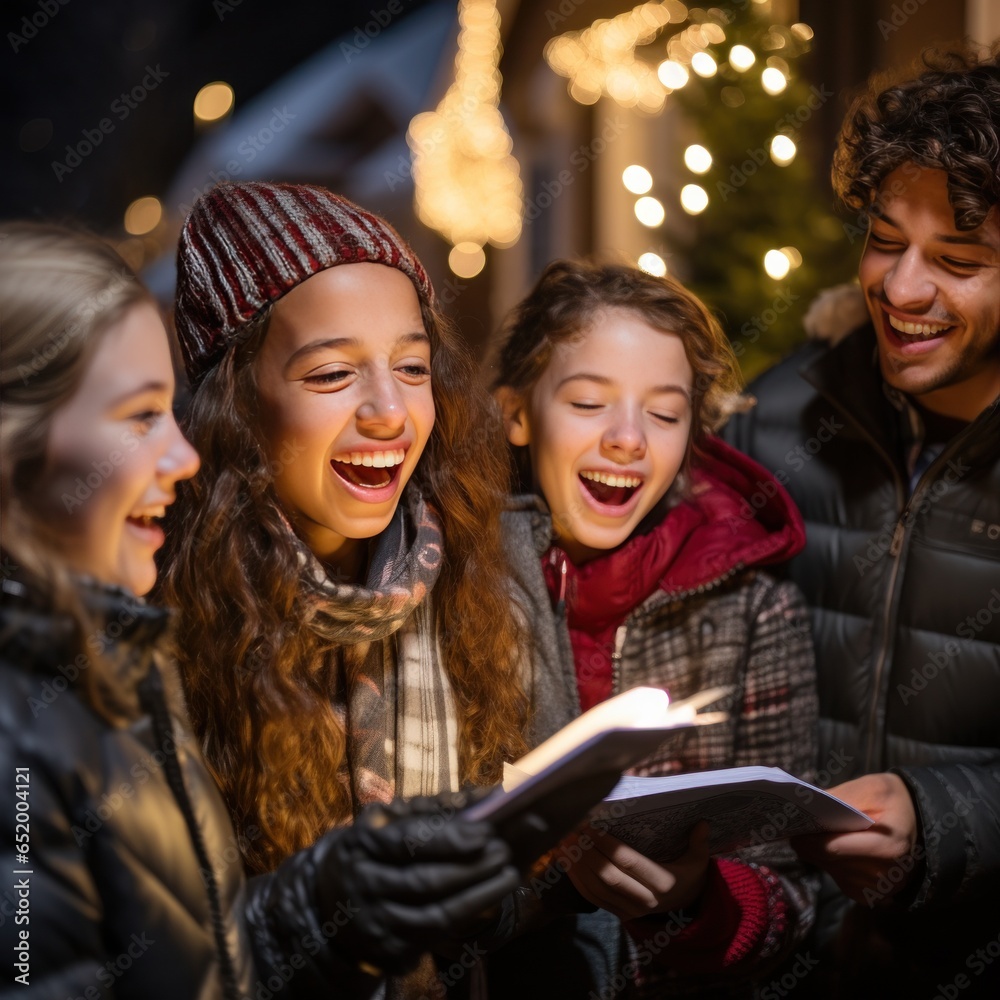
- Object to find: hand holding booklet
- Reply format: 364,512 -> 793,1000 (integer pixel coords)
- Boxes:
464,686 -> 871,868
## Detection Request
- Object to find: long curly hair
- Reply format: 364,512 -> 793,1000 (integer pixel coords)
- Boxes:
833,42 -> 1000,229
491,259 -> 744,494
159,297 -> 528,873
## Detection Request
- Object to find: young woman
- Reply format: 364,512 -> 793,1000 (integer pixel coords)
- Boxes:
162,182 -> 528,876
0,222 -> 521,999
491,260 -> 820,996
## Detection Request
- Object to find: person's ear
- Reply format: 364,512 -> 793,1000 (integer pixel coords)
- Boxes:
494,386 -> 531,447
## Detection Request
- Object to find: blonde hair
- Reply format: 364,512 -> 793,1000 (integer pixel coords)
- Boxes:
0,222 -> 152,716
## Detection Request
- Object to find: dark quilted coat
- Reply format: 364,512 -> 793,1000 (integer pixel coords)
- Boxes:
723,319 -> 1000,997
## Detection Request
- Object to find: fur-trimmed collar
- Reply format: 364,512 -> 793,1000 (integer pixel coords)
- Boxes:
803,283 -> 869,345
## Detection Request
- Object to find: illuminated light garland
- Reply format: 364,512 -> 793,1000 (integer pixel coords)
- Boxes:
409,0 -> 522,252
544,1 -> 690,112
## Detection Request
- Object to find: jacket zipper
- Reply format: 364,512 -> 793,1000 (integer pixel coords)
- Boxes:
863,436 -> 978,770
610,564 -> 744,696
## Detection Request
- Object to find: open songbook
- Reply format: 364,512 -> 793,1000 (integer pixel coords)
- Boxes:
464,685 -> 871,868
463,685 -> 729,866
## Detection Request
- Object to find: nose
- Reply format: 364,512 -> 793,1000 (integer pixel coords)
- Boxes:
157,415 -> 201,484
882,246 -> 936,311
355,370 -> 407,437
600,404 -> 646,462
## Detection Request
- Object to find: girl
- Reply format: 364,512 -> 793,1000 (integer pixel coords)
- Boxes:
162,182 -> 527,869
0,222 -> 522,999
492,259 -> 819,995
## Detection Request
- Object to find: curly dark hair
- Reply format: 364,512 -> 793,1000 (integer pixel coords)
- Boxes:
833,42 -> 1000,229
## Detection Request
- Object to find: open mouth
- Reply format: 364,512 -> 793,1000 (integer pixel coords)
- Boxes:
579,470 -> 642,507
330,448 -> 406,490
126,505 -> 167,542
885,312 -> 954,345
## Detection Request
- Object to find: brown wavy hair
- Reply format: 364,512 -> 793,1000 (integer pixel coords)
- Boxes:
159,297 -> 528,873
491,258 -> 744,494
833,42 -> 1000,229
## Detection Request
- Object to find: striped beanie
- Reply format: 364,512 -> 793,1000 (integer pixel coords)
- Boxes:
174,181 -> 434,384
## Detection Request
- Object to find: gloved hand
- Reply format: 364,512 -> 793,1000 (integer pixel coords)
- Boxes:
312,790 -> 521,974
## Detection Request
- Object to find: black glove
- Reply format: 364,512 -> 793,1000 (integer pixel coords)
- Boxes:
312,790 -> 521,975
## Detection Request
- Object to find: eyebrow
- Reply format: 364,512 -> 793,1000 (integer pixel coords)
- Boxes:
874,212 -> 998,250
283,331 -> 430,375
557,373 -> 691,398
110,380 -> 171,407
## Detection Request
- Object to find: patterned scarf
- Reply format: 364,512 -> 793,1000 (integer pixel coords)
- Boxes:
294,489 -> 460,810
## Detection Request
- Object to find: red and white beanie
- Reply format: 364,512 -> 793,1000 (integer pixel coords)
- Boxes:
174,181 -> 434,384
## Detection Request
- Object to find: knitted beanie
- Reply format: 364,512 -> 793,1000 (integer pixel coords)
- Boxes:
174,181 -> 434,384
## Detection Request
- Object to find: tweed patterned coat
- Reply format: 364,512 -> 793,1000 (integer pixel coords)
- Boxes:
497,436 -> 820,999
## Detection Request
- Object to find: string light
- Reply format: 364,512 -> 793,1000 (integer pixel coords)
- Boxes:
691,52 -> 718,78
622,165 -> 654,194
770,134 -> 796,164
761,67 -> 787,94
680,184 -> 708,214
545,2 -> 692,110
638,252 -> 667,276
635,196 -> 665,227
729,45 -> 755,71
683,145 -> 712,174
409,0 -> 522,251
193,82 -> 234,123
780,246 -> 803,268
124,197 -> 161,235
763,249 -> 791,279
448,242 -> 486,278
657,60 -> 689,90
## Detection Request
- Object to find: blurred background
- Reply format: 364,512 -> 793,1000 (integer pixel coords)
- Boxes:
3,0 -> 997,375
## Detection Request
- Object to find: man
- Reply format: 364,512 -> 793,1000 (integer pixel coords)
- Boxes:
723,45 -> 1000,997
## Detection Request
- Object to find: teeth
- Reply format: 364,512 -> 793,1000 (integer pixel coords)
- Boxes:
580,471 -> 642,488
888,315 -> 950,338
130,505 -> 166,521
332,448 -> 405,467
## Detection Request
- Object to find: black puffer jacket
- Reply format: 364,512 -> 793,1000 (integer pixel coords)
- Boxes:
723,316 -> 1000,996
0,581 -> 378,999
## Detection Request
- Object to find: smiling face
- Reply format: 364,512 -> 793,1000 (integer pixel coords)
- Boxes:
254,262 -> 435,577
41,302 -> 201,596
502,307 -> 693,564
861,164 -> 1000,420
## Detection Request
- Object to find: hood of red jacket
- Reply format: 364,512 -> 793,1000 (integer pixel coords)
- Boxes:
542,435 -> 806,629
